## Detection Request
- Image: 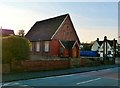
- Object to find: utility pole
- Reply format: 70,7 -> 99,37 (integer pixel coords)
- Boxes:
103,36 -> 107,64
113,39 -> 116,64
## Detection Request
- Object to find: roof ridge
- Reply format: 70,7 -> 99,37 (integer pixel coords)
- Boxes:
36,14 -> 69,23
0,29 -> 13,30
25,14 -> 69,41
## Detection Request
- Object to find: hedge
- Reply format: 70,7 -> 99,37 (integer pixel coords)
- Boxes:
2,36 -> 30,64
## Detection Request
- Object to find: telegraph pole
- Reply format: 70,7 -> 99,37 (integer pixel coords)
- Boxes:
103,36 -> 107,64
113,39 -> 116,64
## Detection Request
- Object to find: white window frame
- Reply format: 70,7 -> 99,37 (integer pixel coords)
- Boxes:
44,41 -> 49,52
36,42 -> 40,52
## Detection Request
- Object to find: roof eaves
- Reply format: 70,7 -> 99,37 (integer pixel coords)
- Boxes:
72,40 -> 80,49
59,40 -> 65,48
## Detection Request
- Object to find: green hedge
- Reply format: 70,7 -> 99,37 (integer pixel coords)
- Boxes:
2,36 -> 30,64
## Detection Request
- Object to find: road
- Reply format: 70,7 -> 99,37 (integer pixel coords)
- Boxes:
2,67 -> 119,87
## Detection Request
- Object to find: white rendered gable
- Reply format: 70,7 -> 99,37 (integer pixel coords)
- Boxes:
91,41 -> 100,51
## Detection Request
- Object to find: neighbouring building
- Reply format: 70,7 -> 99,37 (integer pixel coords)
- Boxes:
25,14 -> 80,58
0,29 -> 15,36
91,36 -> 118,58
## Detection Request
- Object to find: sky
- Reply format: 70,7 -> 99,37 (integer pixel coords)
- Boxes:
0,0 -> 119,43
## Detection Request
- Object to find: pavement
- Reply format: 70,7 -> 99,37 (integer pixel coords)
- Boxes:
2,64 -> 118,82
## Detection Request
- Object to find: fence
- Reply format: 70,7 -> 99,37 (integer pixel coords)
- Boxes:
80,51 -> 97,57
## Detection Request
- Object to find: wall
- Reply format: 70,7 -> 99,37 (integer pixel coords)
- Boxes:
91,41 -> 99,51
70,58 -> 81,68
53,16 -> 78,41
2,58 -> 83,73
2,64 -> 10,73
11,59 -> 70,72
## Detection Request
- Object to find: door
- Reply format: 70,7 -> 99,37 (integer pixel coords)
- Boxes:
72,46 -> 77,58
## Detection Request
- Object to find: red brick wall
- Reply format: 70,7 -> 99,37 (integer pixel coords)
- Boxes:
13,59 -> 70,71
51,16 -> 80,58
52,16 -> 78,41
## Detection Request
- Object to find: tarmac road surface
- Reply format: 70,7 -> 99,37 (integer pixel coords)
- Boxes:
2,67 -> 119,87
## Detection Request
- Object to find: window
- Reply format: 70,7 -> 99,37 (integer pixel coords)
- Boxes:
66,32 -> 69,36
65,32 -> 69,40
36,42 -> 40,52
64,31 -> 66,39
30,42 -> 32,51
70,32 -> 72,40
108,51 -> 111,54
45,41 -> 49,52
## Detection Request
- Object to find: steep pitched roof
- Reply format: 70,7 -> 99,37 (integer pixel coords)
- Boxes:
97,41 -> 103,46
107,40 -> 117,47
96,39 -> 117,47
0,29 -> 15,36
25,14 -> 68,41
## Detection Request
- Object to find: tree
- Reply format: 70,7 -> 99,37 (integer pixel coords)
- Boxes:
81,43 -> 93,50
2,36 -> 30,70
18,29 -> 25,37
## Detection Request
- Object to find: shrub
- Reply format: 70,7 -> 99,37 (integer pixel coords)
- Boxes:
2,36 -> 30,64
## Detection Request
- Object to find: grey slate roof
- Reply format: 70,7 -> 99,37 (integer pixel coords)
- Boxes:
97,40 -> 117,47
97,41 -> 103,46
107,40 -> 117,47
25,14 -> 68,41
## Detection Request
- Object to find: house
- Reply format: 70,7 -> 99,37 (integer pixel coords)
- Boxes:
0,29 -> 15,36
117,44 -> 120,57
25,14 -> 80,58
91,36 -> 118,58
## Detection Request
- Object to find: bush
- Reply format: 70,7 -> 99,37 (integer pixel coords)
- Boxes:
2,36 -> 30,64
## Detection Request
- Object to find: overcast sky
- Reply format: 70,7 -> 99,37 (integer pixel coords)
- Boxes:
0,1 -> 119,43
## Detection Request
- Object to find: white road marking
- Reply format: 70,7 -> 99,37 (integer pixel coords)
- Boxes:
2,83 -> 12,86
21,85 -> 29,86
105,68 -> 112,71
29,74 -> 76,80
76,78 -> 101,85
35,76 -> 56,80
3,82 -> 21,86
0,83 -> 2,87
56,74 -> 76,78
